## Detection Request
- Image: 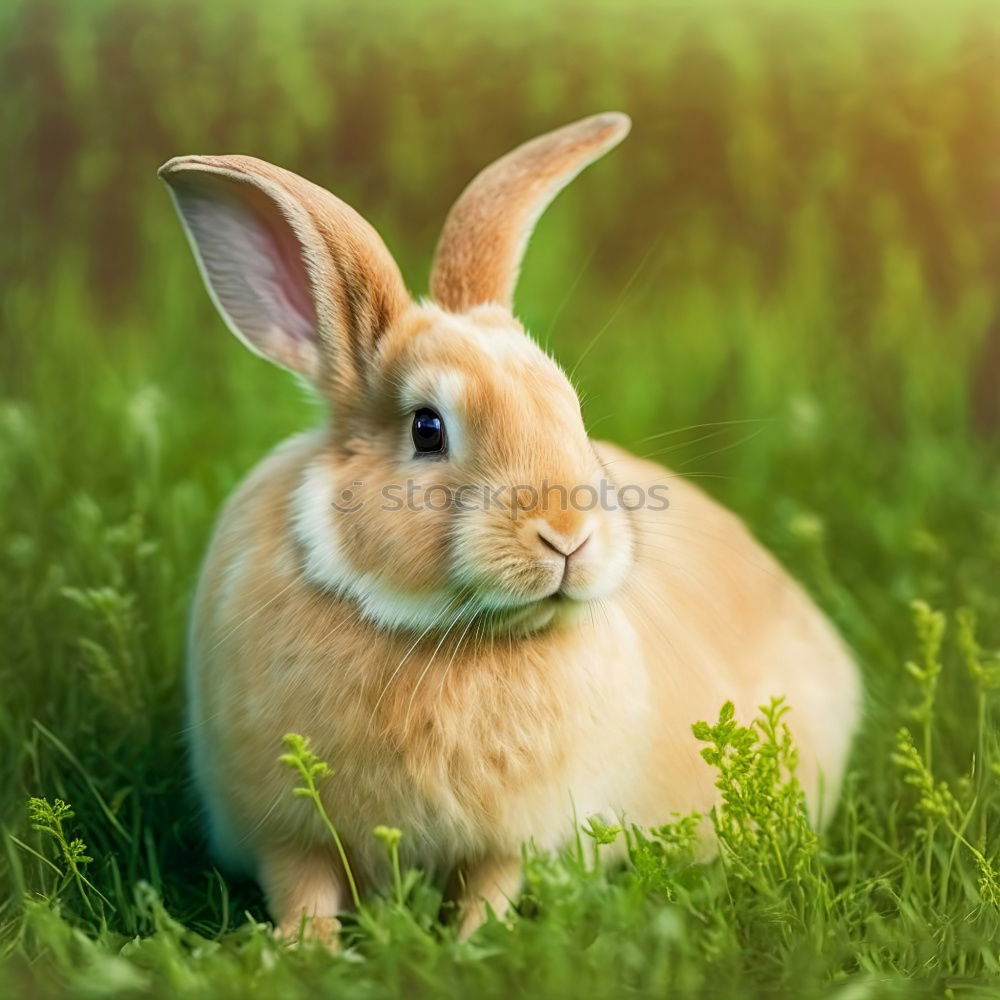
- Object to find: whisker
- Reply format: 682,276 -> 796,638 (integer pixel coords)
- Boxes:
632,417 -> 773,447
569,234 -> 664,383
539,243 -> 598,350
206,575 -> 301,653
403,599 -> 476,731
631,520 -> 784,581
368,593 -> 468,729
629,424 -> 768,465
432,604 -> 481,704
674,428 -> 766,470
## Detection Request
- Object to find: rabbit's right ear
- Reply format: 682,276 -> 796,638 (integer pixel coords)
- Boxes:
159,155 -> 410,393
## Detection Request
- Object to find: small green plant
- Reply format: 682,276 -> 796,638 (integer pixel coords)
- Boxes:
582,815 -> 622,847
692,698 -> 833,943
904,599 -> 946,766
373,825 -> 405,907
893,601 -> 1000,908
278,733 -> 360,909
627,814 -> 702,898
693,699 -> 819,879
892,728 -> 1000,905
957,607 -> 1000,801
24,797 -> 107,915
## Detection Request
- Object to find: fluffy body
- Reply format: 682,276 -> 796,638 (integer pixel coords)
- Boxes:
187,304 -> 858,932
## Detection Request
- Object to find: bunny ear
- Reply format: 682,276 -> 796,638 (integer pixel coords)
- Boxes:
159,155 -> 410,390
429,112 -> 631,313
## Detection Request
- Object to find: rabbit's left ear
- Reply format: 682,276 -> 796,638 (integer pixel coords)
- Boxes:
159,155 -> 410,395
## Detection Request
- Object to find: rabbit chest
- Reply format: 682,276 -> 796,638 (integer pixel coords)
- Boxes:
312,615 -> 651,874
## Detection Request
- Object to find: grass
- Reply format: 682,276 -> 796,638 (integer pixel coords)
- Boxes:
2,0 -> 1000,995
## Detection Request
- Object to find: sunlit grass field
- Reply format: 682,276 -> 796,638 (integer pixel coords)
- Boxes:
2,0 -> 1000,995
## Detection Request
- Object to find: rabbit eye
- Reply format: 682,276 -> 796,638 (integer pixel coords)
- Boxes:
412,408 -> 446,455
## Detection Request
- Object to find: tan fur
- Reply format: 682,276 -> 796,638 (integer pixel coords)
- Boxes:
164,114 -> 861,943
430,113 -> 631,311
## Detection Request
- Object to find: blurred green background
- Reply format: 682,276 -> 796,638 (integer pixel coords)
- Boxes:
2,0 -> 1000,994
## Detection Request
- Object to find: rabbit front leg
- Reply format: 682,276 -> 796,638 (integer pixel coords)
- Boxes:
447,855 -> 523,940
259,844 -> 346,947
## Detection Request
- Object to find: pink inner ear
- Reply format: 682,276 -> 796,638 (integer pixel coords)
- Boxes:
167,172 -> 321,374
256,202 -> 318,344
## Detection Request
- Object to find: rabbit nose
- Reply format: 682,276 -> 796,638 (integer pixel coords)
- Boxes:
536,524 -> 592,559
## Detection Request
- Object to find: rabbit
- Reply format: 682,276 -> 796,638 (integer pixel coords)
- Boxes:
160,112 -> 861,942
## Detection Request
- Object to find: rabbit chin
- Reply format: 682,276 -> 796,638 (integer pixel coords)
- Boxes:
477,592 -> 596,637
